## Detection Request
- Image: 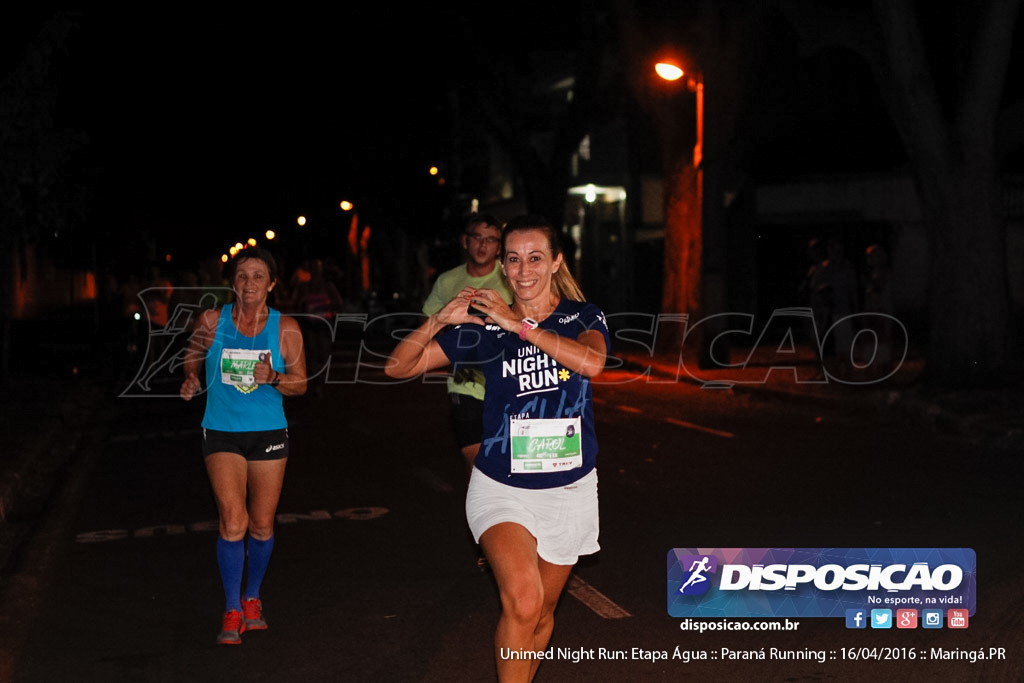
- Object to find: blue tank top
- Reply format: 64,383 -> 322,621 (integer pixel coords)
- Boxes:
201,304 -> 287,432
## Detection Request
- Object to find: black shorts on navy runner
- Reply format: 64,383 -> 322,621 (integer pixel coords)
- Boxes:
449,393 -> 485,449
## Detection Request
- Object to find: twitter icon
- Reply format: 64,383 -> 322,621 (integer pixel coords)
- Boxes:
870,609 -> 893,629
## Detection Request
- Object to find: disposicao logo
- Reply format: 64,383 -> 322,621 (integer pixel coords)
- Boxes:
676,555 -> 718,596
667,548 -> 976,619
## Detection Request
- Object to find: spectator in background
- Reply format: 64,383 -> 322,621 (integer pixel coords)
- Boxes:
822,238 -> 859,378
292,258 -> 343,391
798,237 -> 829,365
142,265 -> 173,330
863,243 -> 895,378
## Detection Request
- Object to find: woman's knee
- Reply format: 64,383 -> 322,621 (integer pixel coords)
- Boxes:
500,578 -> 545,625
220,513 -> 249,540
247,518 -> 275,540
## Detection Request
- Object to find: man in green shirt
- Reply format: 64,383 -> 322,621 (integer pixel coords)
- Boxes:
422,213 -> 514,473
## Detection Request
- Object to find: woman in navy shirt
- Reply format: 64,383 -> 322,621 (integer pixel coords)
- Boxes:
388,215 -> 608,681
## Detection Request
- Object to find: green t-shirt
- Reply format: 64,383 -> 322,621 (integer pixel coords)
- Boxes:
422,262 -> 514,399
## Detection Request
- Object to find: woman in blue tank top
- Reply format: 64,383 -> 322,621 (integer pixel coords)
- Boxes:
180,247 -> 307,645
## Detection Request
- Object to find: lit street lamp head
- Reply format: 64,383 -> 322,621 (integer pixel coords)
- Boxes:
655,62 -> 684,81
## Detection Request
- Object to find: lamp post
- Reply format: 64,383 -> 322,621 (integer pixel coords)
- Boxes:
656,59 -> 729,369
652,60 -> 706,358
340,200 -> 369,299
655,62 -> 703,170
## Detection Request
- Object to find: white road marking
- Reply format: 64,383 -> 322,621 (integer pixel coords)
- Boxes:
665,417 -> 735,439
567,574 -> 632,619
612,404 -> 734,438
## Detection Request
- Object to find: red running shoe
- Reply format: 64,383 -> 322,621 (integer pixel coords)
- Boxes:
217,609 -> 246,645
242,597 -> 268,631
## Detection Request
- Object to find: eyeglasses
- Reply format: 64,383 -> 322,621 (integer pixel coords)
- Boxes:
466,234 -> 500,245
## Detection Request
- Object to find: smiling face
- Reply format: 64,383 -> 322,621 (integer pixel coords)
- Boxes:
232,256 -> 275,306
501,228 -> 563,304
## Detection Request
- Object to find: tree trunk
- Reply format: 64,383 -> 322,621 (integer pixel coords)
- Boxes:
922,164 -> 1015,387
870,0 -> 1021,388
782,0 -> 1021,388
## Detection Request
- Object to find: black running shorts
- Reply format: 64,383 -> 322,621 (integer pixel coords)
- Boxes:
202,428 -> 290,461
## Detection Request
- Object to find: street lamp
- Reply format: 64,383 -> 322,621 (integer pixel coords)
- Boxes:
655,58 -> 727,369
650,57 -> 710,359
655,61 -> 703,169
654,62 -> 683,81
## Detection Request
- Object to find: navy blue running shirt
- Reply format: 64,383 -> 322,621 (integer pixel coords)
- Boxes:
436,299 -> 609,490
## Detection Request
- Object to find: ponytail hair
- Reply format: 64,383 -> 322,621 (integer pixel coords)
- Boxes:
501,214 -> 586,302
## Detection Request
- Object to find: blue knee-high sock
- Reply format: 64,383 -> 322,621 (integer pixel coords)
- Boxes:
244,535 -> 275,600
217,537 -> 245,613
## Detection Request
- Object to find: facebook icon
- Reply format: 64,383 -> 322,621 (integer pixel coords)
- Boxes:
845,609 -> 867,629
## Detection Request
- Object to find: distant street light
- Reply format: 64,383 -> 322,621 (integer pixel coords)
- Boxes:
297,216 -> 307,226
340,201 -> 353,211
265,229 -> 276,240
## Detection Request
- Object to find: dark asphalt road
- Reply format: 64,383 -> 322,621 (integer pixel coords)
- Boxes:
0,347 -> 1022,682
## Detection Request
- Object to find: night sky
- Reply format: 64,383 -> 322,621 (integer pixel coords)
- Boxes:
0,8 -> 501,267
56,9 -> 466,257
5,5 -> 1022,276
5,6 -> 603,274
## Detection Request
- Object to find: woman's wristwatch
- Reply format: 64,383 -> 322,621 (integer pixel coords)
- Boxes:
519,318 -> 539,340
